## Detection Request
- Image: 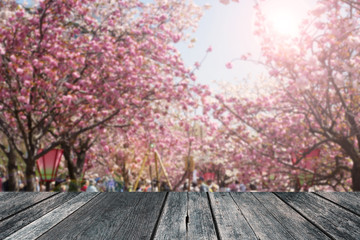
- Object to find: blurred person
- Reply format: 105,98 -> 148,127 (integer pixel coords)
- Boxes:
192,182 -> 198,192
115,180 -> 124,192
219,182 -> 230,192
182,179 -> 196,192
35,177 -> 40,192
194,177 -> 202,192
206,180 -> 213,192
249,183 -> 257,192
97,178 -> 106,192
0,166 -> 6,192
144,180 -> 152,192
229,181 -> 237,192
106,176 -> 116,192
18,171 -> 25,191
239,182 -> 246,192
50,182 -> 55,191
53,179 -> 66,192
160,181 -> 170,192
60,184 -> 67,192
230,180 -> 246,192
40,184 -> 46,192
151,179 -> 159,192
136,180 -> 144,192
86,179 -> 98,192
66,176 -> 78,192
198,177 -> 209,192
182,180 -> 189,192
211,183 -> 219,192
80,179 -> 89,192
2,178 -> 9,191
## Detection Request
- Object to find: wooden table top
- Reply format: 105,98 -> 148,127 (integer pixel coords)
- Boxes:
0,192 -> 359,239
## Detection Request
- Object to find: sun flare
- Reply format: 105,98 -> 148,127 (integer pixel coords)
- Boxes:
261,0 -> 311,36
268,11 -> 299,36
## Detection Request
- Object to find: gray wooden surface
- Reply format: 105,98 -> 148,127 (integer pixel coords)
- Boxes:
0,192 -> 359,240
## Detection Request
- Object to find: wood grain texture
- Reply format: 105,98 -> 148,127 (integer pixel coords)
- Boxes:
231,192 -> 295,240
277,192 -> 360,240
187,192 -> 218,240
5,193 -> 98,240
0,192 -> 19,202
253,193 -> 330,240
38,192 -> 144,240
208,192 -> 257,240
315,192 -> 360,216
0,192 -> 79,239
153,192 -> 187,240
112,193 -> 167,240
0,192 -> 57,221
2,192 -> 360,240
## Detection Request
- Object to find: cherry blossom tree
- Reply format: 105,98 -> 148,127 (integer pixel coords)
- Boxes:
217,0 -> 359,191
85,93 -> 213,191
0,0 -> 205,191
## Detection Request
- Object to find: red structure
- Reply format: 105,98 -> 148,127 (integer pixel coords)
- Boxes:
203,172 -> 216,181
36,149 -> 63,185
291,149 -> 320,165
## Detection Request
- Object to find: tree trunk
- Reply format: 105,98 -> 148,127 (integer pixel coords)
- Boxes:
352,161 -> 360,191
173,170 -> 189,191
25,163 -> 36,191
45,181 -> 51,191
118,157 -> 130,191
7,147 -> 19,191
294,177 -> 301,192
61,143 -> 79,192
75,150 -> 86,179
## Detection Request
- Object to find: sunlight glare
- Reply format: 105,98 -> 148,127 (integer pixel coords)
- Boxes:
262,0 -> 310,37
269,11 -> 298,36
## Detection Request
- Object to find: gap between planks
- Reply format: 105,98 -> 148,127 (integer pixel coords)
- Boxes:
207,193 -> 223,240
273,193 -> 335,240
150,192 -> 170,240
313,192 -> 360,217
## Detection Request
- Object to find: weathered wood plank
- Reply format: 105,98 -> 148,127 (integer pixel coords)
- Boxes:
253,192 -> 330,239
37,192 -> 144,240
0,192 -> 19,202
315,192 -> 360,216
0,192 -> 79,239
208,192 -> 257,239
112,193 -> 167,240
0,192 -> 57,221
5,193 -> 98,240
187,192 -> 218,240
231,192 -> 295,239
154,192 -> 187,240
277,192 -> 360,240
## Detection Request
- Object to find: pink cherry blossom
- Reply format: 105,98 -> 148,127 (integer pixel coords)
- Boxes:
225,62 -> 233,69
72,71 -> 80,79
16,68 -> 24,75
220,0 -> 230,5
194,61 -> 201,69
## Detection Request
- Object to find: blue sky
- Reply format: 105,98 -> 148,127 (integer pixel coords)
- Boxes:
176,0 -> 316,92
176,0 -> 258,90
